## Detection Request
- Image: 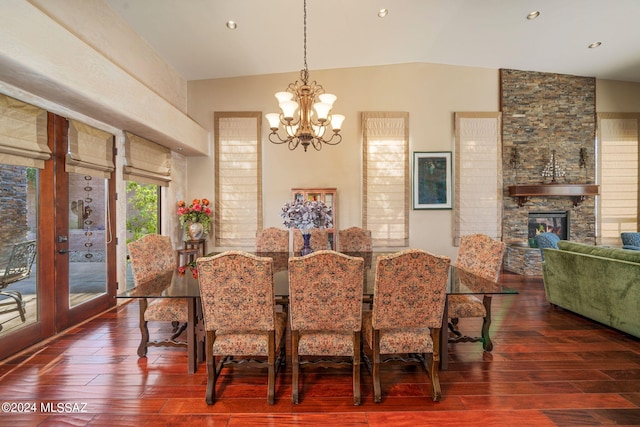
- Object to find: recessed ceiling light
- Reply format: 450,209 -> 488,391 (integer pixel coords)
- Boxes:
588,41 -> 602,49
526,11 -> 540,20
226,20 -> 237,30
378,8 -> 388,18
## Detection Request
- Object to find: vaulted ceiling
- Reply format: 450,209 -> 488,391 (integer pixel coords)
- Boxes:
106,0 -> 640,83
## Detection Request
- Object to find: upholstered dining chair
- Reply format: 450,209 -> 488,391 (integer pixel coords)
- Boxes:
0,240 -> 37,323
196,251 -> 287,405
337,227 -> 372,252
362,249 -> 450,403
535,232 -> 561,260
255,227 -> 289,252
288,250 -> 364,405
293,228 -> 329,253
621,232 -> 640,250
127,234 -> 188,357
448,234 -> 506,351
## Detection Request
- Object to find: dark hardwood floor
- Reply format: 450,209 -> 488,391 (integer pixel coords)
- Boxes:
0,272 -> 639,426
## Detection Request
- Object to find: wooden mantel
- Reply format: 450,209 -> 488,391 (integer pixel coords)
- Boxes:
508,184 -> 599,207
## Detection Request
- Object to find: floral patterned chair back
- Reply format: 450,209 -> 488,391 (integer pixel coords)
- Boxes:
128,234 -> 175,282
196,251 -> 287,405
255,227 -> 289,252
127,234 -> 188,358
288,250 -> 364,405
455,234 -> 506,282
337,227 -> 372,252
362,249 -> 450,402
292,228 -> 329,252
448,234 -> 506,352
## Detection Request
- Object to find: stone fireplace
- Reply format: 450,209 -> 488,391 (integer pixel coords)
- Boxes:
500,69 -> 597,275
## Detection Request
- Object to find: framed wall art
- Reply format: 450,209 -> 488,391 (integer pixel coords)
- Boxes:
413,151 -> 452,209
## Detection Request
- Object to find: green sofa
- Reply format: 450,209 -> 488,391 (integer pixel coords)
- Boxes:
542,241 -> 640,338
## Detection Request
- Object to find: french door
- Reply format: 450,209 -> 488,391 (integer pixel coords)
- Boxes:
0,113 -> 115,359
51,113 -> 116,330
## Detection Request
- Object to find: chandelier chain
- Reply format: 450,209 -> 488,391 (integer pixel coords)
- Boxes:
302,0 -> 308,83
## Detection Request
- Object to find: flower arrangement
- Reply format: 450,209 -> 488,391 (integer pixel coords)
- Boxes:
281,199 -> 333,233
177,198 -> 212,233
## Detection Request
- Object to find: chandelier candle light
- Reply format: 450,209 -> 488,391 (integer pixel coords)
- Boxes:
265,0 -> 344,152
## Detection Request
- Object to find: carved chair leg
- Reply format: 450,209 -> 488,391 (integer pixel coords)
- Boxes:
170,322 -> 187,341
267,331 -> 276,405
428,328 -> 442,402
448,317 -> 462,337
205,331 -> 216,405
481,295 -> 493,351
372,329 -> 382,403
137,299 -> 149,357
292,330 -> 300,404
353,332 -> 361,406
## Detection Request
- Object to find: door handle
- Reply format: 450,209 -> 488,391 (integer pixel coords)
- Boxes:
58,249 -> 69,254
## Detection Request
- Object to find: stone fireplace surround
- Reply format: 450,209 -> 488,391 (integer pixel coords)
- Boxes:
500,69 -> 597,275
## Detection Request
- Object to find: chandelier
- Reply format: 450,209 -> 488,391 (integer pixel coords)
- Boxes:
265,0 -> 344,152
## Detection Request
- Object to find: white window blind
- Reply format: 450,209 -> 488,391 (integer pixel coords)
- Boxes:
66,120 -> 115,178
362,112 -> 409,247
214,112 -> 262,247
454,113 -> 502,245
123,131 -> 171,186
597,113 -> 639,245
0,93 -> 50,168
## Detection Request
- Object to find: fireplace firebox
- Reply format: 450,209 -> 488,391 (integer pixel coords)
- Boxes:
528,211 -> 569,241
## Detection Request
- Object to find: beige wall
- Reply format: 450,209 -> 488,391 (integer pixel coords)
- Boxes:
187,63 -> 499,258
596,79 -> 640,112
0,0 -> 207,155
30,0 -> 187,112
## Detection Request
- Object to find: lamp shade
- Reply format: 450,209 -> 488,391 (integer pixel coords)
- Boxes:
313,102 -> 332,121
265,113 -> 281,129
319,93 -> 337,106
331,114 -> 345,130
280,101 -> 299,120
275,91 -> 294,103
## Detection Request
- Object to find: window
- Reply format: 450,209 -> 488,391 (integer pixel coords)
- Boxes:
597,113 -> 639,245
454,113 -> 503,245
214,112 -> 262,247
362,112 -> 409,247
122,132 -> 166,288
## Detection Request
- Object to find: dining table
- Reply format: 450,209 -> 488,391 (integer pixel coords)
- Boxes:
117,250 -> 518,373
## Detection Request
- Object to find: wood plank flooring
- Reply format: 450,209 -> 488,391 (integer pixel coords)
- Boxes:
0,272 -> 638,426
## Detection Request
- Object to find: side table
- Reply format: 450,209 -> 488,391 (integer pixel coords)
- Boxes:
185,239 -> 206,258
176,248 -> 199,268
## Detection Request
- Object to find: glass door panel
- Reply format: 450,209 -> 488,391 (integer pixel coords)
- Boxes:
0,164 -> 39,336
68,173 -> 108,308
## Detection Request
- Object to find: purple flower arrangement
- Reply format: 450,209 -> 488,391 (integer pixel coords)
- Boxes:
281,199 -> 333,233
